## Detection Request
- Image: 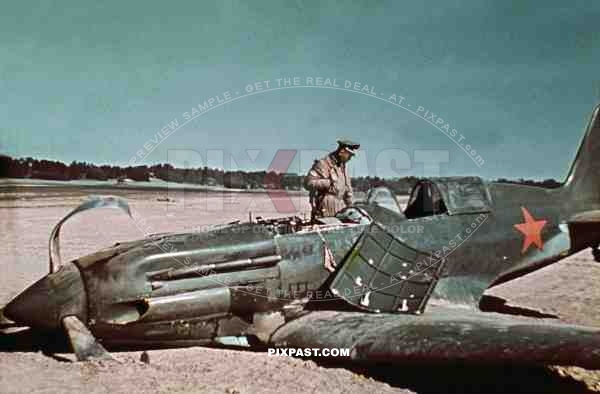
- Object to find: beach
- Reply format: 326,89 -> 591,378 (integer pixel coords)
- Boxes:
1,183 -> 599,393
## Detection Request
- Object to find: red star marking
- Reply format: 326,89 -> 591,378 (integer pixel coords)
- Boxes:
513,207 -> 547,253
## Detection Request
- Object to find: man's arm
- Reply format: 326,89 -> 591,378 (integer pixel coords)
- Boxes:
304,160 -> 331,192
343,167 -> 353,206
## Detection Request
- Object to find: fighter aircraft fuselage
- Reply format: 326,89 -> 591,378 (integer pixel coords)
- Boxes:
5,178 -> 599,349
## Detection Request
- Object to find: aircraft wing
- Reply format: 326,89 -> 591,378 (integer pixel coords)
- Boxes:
269,306 -> 600,368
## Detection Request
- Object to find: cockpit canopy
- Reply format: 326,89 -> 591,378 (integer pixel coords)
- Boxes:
365,186 -> 403,215
405,177 -> 492,218
404,180 -> 447,219
337,177 -> 492,225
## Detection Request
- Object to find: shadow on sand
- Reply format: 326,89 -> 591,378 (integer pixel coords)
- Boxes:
0,327 -> 70,352
316,360 -> 595,394
0,328 -> 595,393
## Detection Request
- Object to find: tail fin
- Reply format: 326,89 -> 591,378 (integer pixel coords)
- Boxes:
563,104 -> 600,209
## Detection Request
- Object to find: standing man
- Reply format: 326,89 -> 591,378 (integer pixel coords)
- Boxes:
304,140 -> 360,220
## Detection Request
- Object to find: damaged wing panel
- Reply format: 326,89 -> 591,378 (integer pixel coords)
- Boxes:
330,222 -> 444,314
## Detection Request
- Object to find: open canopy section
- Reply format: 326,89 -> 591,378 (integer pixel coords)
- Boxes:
405,177 -> 492,218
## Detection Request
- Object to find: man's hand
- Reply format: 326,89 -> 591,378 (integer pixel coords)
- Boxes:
323,243 -> 337,272
343,190 -> 352,207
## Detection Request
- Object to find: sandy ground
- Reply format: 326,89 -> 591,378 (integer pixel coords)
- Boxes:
0,186 -> 313,303
1,185 -> 600,393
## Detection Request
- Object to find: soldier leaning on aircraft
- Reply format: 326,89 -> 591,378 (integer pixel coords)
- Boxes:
304,140 -> 359,220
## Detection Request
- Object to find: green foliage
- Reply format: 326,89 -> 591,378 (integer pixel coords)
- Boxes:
0,155 -> 561,190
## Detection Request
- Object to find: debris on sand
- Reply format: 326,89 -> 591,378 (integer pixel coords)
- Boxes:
140,351 -> 149,364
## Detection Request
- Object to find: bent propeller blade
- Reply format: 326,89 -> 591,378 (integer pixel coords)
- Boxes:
63,316 -> 115,362
49,195 -> 132,273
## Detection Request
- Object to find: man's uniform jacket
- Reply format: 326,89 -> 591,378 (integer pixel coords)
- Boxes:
304,153 -> 353,218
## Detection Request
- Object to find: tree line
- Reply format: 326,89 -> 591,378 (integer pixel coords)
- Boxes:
0,155 -> 560,192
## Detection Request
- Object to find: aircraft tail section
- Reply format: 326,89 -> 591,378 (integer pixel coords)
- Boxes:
563,104 -> 600,253
563,105 -> 600,209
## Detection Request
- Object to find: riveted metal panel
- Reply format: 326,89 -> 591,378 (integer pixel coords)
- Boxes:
331,222 -> 444,314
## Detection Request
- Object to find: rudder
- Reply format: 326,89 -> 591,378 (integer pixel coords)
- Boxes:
563,104 -> 600,210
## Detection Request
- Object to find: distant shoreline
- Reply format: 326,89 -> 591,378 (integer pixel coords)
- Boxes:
0,178 -> 310,196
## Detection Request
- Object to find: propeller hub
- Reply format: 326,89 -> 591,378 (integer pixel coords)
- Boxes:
4,262 -> 86,330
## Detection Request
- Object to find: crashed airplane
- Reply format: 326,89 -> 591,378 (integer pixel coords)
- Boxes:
3,105 -> 600,367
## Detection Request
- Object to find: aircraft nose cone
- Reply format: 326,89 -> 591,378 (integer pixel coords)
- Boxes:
4,263 -> 87,330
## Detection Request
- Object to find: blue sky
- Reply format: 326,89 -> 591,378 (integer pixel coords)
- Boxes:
1,0 -> 599,180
